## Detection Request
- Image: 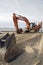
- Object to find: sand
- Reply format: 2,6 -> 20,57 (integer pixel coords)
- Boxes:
0,32 -> 43,65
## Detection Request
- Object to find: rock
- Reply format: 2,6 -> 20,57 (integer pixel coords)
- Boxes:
0,33 -> 23,63
0,33 -> 10,48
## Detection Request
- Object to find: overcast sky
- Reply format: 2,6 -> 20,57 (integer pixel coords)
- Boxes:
0,0 -> 43,28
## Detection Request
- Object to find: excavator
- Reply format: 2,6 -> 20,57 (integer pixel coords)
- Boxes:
13,13 -> 42,34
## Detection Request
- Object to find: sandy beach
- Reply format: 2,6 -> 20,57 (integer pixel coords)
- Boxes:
0,32 -> 43,65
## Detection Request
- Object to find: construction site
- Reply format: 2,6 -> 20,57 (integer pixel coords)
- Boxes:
0,13 -> 42,65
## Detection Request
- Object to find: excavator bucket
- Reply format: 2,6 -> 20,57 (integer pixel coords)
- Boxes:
0,33 -> 23,62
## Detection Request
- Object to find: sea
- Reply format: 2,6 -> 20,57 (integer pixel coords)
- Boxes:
0,28 -> 15,32
0,28 -> 43,32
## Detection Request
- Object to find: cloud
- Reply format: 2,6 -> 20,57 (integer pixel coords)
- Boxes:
0,0 -> 43,28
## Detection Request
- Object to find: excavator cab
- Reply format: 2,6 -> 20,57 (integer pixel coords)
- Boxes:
30,23 -> 36,29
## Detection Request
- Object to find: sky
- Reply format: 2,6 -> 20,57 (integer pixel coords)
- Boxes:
0,0 -> 43,28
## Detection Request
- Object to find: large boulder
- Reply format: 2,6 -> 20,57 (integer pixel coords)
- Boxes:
0,33 -> 23,62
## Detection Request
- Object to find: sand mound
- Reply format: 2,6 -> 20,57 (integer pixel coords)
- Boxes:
0,33 -> 42,65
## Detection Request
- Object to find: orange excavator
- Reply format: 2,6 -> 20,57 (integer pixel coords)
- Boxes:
13,13 -> 42,34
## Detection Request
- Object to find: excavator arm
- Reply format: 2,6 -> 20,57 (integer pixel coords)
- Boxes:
13,13 -> 30,33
